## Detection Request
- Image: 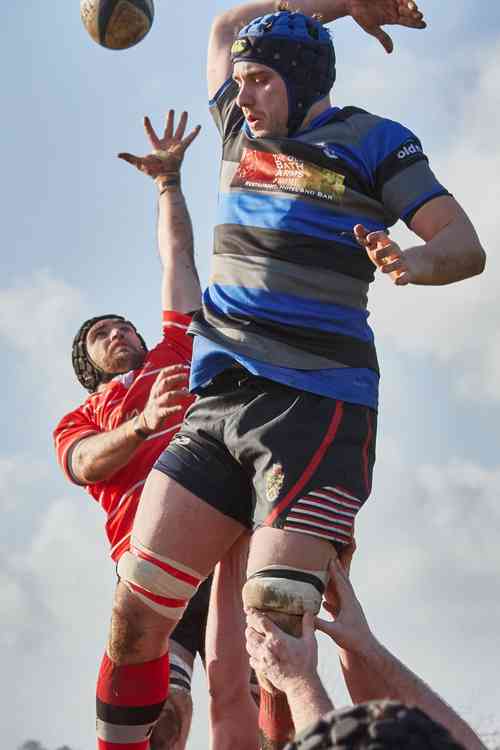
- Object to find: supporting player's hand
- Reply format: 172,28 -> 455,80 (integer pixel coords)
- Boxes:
354,224 -> 414,285
245,609 -> 318,693
316,558 -> 373,654
141,364 -> 193,433
347,0 -> 426,54
118,110 -> 201,182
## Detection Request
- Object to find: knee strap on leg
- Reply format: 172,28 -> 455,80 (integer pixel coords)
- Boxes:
243,565 -> 328,617
117,538 -> 204,621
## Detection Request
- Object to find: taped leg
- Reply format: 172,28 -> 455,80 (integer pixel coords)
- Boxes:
243,565 -> 329,750
244,527 -> 335,750
96,546 -> 204,750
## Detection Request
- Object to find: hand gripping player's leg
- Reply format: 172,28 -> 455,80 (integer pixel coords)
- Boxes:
243,527 -> 335,750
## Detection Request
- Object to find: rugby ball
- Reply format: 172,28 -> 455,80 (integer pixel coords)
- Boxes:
80,0 -> 154,50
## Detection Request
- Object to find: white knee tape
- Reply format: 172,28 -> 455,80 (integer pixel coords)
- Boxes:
117,539 -> 203,620
243,565 -> 328,615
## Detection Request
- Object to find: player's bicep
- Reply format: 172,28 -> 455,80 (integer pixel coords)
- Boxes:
207,18 -> 235,100
409,194 -> 467,242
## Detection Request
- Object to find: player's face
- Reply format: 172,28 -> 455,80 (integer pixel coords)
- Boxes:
233,62 -> 289,138
86,318 -> 146,375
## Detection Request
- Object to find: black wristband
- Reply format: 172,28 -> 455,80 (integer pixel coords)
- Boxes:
159,174 -> 181,195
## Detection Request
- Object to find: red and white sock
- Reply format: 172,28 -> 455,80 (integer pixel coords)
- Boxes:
259,687 -> 294,749
96,652 -> 169,750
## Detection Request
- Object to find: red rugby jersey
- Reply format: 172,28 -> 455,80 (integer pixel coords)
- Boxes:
54,311 -> 194,561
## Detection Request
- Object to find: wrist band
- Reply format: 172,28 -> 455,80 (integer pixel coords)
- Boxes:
133,414 -> 152,440
159,174 -> 181,195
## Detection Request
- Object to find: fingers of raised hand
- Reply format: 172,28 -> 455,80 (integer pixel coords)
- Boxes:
174,111 -> 189,141
396,0 -> 426,28
182,124 -> 202,150
371,25 -> 394,53
164,109 -> 175,140
144,116 -> 161,150
117,152 -> 141,168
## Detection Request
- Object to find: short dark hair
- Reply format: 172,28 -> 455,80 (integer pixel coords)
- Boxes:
287,701 -> 465,750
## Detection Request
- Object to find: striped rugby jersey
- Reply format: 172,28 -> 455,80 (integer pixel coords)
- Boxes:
189,80 -> 449,409
53,312 -> 193,562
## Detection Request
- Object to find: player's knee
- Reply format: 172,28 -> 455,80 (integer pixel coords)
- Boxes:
117,538 -> 204,622
242,565 -> 328,636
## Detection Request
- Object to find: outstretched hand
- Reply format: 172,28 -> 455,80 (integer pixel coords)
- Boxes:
316,557 -> 372,654
118,110 -> 201,181
348,0 -> 426,53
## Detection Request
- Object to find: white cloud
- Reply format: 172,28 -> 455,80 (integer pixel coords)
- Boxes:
0,270 -> 86,416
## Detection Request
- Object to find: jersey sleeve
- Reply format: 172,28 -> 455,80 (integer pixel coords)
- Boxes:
161,310 -> 194,362
53,404 -> 99,485
368,119 -> 450,226
209,78 -> 244,141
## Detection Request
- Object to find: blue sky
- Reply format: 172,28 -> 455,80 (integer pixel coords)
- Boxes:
2,2 -> 500,748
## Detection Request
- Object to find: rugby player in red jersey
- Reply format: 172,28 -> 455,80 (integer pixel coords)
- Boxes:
54,111 -> 206,750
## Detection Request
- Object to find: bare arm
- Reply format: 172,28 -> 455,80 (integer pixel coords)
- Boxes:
119,111 -> 202,313
208,0 -> 426,98
317,559 -> 487,750
355,196 -> 486,286
71,365 -> 190,483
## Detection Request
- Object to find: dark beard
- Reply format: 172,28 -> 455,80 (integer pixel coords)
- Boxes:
100,348 -> 147,380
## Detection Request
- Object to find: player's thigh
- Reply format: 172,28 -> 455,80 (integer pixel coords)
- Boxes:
133,472 -> 246,575
247,526 -> 334,576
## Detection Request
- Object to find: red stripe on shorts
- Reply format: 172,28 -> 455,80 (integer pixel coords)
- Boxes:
128,581 -> 186,610
362,409 -> 374,496
131,545 -> 200,587
264,400 -> 344,526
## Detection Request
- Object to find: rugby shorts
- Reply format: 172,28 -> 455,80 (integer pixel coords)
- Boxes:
154,368 -> 377,548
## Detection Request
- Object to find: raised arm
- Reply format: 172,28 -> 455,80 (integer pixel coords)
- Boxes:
118,110 -> 202,313
354,196 -> 486,286
208,0 -> 426,98
317,559 -> 487,750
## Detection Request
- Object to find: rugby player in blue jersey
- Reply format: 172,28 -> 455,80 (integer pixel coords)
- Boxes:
99,3 -> 486,750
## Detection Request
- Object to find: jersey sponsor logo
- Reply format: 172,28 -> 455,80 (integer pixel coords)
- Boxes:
397,141 -> 423,160
232,148 -> 346,203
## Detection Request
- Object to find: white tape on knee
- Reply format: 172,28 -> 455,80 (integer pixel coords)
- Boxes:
117,539 -> 203,621
243,564 -> 328,616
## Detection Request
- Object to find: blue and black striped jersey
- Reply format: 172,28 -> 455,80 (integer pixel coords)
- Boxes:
189,80 -> 449,408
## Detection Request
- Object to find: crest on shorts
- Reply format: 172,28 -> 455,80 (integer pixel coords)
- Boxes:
266,463 -> 285,503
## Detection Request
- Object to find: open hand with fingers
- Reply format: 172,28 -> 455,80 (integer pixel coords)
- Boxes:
140,364 -> 193,434
316,557 -> 373,654
354,224 -> 416,285
118,110 -> 201,183
348,0 -> 426,53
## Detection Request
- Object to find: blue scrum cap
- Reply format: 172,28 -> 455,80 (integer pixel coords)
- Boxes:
231,9 -> 336,135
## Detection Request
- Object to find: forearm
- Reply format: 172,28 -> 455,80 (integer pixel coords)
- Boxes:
338,646 -> 391,704
71,416 -> 146,483
405,215 -> 486,286
355,639 -> 486,750
214,0 -> 349,32
285,675 -> 334,735
156,179 -> 201,312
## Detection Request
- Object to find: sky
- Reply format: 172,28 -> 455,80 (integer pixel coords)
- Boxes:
2,1 -> 500,748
